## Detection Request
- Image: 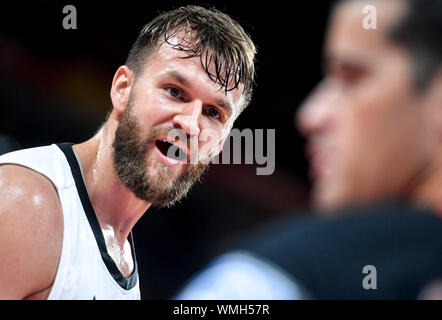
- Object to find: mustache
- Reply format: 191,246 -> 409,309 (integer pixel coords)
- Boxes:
144,125 -> 199,161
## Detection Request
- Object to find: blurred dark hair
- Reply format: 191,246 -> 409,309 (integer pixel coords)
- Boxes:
125,5 -> 257,110
340,0 -> 442,90
388,0 -> 442,90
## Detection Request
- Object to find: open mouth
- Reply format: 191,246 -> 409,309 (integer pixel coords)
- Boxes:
155,139 -> 187,162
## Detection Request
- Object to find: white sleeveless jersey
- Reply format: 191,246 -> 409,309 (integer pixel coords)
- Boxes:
0,143 -> 141,300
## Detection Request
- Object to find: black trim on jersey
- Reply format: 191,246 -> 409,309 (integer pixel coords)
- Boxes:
56,142 -> 138,290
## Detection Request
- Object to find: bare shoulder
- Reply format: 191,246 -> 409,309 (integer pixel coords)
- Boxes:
0,164 -> 63,211
0,164 -> 63,299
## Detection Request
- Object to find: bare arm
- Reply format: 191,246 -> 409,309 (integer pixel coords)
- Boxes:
0,164 -> 63,299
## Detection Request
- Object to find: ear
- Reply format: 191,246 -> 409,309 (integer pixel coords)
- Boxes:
431,69 -> 442,104
422,69 -> 442,140
110,66 -> 134,120
434,75 -> 442,143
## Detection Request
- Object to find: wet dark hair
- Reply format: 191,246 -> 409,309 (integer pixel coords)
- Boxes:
388,0 -> 442,90
125,5 -> 257,110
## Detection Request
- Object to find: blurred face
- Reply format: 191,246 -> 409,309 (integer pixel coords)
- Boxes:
297,0 -> 437,211
112,39 -> 243,207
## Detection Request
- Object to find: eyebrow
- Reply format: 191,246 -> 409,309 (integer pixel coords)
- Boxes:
165,70 -> 233,115
167,70 -> 192,88
323,52 -> 373,73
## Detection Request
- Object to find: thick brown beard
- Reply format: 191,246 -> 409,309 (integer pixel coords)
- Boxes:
111,96 -> 208,208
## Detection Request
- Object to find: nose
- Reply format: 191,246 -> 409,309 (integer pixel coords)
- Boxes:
296,79 -> 337,137
172,99 -> 202,137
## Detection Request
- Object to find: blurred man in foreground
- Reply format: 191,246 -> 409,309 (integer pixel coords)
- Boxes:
177,0 -> 442,299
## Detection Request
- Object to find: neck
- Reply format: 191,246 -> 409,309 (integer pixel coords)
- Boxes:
72,122 -> 151,248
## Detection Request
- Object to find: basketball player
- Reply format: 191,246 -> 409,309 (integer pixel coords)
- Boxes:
177,0 -> 442,299
0,5 -> 256,299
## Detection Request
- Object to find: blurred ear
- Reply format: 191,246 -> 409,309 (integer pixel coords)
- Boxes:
432,70 -> 442,103
110,66 -> 134,120
435,76 -> 442,142
424,69 -> 442,141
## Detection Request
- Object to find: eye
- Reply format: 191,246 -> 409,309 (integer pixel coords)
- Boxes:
205,107 -> 221,120
166,87 -> 183,99
338,64 -> 367,86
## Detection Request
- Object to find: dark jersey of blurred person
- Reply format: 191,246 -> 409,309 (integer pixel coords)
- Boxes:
176,0 -> 442,300
0,6 -> 256,299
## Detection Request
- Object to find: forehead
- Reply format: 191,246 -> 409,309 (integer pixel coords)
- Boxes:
325,0 -> 405,62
